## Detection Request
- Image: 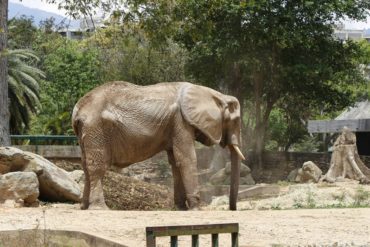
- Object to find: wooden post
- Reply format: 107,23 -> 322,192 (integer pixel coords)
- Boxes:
211,233 -> 219,247
170,236 -> 178,247
232,232 -> 239,247
191,234 -> 199,247
146,229 -> 156,247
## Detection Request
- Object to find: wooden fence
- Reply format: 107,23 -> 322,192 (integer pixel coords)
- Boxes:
146,223 -> 239,247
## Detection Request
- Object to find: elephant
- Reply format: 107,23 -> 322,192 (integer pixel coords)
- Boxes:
72,81 -> 245,210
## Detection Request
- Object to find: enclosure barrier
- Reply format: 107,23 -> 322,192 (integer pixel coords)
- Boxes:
146,223 -> 239,247
10,135 -> 77,145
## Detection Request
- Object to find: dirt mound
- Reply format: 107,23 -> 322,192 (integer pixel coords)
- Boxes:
53,161 -> 173,210
103,171 -> 173,210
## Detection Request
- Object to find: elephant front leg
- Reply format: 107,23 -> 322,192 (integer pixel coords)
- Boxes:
172,132 -> 200,209
167,150 -> 187,210
82,148 -> 109,210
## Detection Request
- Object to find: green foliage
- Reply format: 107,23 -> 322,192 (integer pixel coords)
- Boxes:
8,16 -> 37,49
30,38 -> 101,135
84,24 -> 187,85
125,0 -> 370,161
353,186 -> 370,207
7,17 -> 44,134
290,136 -> 322,152
29,0 -> 370,152
8,48 -> 45,134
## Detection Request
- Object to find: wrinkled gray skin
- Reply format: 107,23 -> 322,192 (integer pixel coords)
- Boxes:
72,81 -> 242,210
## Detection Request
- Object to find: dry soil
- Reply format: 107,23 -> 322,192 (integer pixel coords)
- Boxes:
0,206 -> 370,246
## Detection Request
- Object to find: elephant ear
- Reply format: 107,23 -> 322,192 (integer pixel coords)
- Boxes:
180,84 -> 224,144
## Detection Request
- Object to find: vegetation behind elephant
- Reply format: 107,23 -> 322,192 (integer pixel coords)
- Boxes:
72,81 -> 244,210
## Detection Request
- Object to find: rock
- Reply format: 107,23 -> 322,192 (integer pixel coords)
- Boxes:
209,146 -> 228,172
0,147 -> 81,202
240,174 -> 255,185
69,170 -> 85,191
69,170 -> 85,184
210,163 -> 255,185
287,168 -> 299,182
210,169 -> 227,185
24,152 -> 82,202
225,162 -> 251,176
0,172 -> 39,205
0,147 -> 30,174
295,161 -> 322,183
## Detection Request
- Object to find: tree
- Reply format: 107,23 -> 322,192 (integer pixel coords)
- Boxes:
0,0 -> 10,146
133,0 -> 370,171
8,15 -> 37,49
8,48 -> 44,134
85,24 -> 187,85
50,0 -> 370,171
30,38 -> 101,135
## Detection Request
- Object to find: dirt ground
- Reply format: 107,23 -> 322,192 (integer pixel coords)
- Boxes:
1,180 -> 370,246
0,206 -> 369,246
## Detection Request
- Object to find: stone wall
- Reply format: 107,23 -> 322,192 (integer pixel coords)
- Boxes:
12,145 -> 370,184
250,151 -> 370,183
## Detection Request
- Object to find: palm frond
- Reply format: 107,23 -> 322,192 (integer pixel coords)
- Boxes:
7,48 -> 44,134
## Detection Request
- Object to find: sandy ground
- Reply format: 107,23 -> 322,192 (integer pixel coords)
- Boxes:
0,206 -> 370,246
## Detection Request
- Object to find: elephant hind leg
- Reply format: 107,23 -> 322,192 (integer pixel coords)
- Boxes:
167,150 -> 187,210
82,147 -> 110,210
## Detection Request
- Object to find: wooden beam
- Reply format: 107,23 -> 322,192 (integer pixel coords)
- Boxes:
308,119 -> 370,133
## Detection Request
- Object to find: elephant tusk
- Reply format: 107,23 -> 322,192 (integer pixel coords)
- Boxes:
232,145 -> 245,160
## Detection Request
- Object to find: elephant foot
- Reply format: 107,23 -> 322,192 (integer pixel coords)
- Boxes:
88,203 -> 109,210
80,203 -> 88,210
186,194 -> 200,210
175,204 -> 188,211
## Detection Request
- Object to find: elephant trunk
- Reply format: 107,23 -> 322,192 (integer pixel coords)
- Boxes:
229,145 -> 242,210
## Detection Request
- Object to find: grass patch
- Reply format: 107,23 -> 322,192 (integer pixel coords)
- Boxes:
352,186 -> 370,207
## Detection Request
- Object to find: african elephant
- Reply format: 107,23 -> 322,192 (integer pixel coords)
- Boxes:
72,81 -> 244,210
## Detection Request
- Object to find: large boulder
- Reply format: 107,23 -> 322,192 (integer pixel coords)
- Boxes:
0,171 -> 39,205
69,170 -> 85,191
294,161 -> 322,183
0,147 -> 30,174
0,147 -> 81,202
210,162 -> 255,185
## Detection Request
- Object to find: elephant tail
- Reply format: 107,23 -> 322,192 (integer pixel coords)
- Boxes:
72,115 -> 90,208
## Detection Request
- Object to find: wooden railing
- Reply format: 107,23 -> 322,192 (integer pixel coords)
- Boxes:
146,223 -> 239,247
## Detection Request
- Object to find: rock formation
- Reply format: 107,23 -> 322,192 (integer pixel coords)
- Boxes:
210,162 -> 255,185
0,171 -> 39,206
0,147 -> 81,205
288,161 -> 322,183
321,127 -> 370,184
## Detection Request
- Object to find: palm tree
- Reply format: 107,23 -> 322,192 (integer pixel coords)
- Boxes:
8,48 -> 45,134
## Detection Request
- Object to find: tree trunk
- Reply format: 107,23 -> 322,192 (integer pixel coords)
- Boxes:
229,62 -> 246,148
321,127 -> 370,184
0,0 -> 10,146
